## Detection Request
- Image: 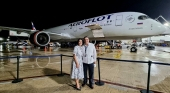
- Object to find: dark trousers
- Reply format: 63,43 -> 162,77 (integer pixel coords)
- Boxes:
83,63 -> 94,86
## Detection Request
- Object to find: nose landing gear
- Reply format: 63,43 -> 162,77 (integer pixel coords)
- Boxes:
130,47 -> 137,52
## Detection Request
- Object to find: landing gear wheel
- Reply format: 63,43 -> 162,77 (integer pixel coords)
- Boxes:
130,47 -> 137,52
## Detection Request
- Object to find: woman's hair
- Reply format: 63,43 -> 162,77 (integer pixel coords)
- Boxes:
77,38 -> 83,45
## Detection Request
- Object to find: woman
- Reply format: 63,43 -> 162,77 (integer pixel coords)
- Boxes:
71,38 -> 84,90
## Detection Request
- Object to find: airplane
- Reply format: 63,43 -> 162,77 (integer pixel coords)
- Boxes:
0,12 -> 168,52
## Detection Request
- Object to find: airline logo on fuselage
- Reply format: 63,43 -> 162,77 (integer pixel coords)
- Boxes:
126,15 -> 135,23
68,14 -> 113,27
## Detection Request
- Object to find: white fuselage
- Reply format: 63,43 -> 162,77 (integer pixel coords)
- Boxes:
43,12 -> 167,42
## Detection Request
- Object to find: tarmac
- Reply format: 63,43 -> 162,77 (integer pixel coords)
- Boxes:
0,46 -> 170,93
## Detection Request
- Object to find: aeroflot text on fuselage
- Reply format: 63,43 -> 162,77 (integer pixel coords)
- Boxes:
68,14 -> 113,27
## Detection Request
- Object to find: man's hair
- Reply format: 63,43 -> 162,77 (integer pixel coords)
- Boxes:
83,36 -> 89,40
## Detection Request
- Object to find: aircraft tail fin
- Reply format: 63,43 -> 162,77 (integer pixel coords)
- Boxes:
31,22 -> 36,31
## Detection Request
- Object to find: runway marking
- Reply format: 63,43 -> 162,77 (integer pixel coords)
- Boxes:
35,57 -> 71,68
36,57 -> 50,68
48,62 -> 60,64
0,81 -> 11,84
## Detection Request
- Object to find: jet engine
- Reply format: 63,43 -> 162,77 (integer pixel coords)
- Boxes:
29,31 -> 50,46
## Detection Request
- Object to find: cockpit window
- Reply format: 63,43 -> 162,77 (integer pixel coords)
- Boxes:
147,16 -> 150,18
138,15 -> 149,20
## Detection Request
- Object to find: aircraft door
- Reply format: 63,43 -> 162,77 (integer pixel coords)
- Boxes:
73,26 -> 77,32
115,15 -> 123,26
73,26 -> 78,37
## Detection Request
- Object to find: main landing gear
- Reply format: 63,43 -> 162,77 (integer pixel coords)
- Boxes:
130,46 -> 137,52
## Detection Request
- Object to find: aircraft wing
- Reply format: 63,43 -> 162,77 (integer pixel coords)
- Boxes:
0,26 -> 72,39
0,26 -> 38,34
85,24 -> 104,37
48,32 -> 72,39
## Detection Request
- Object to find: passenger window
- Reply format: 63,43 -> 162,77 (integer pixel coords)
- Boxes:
138,15 -> 148,20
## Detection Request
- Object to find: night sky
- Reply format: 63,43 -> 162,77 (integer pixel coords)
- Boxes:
0,0 -> 169,30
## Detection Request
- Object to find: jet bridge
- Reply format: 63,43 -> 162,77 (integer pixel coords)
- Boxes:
146,15 -> 170,43
155,15 -> 170,32
155,15 -> 170,27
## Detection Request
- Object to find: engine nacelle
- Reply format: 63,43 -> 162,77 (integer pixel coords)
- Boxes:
29,31 -> 50,46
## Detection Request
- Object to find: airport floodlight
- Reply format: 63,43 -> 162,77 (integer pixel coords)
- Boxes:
164,23 -> 169,26
0,38 -> 3,41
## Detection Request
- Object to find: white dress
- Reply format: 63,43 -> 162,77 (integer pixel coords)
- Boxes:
71,45 -> 84,79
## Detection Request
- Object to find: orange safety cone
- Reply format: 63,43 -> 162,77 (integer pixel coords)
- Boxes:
49,47 -> 52,52
45,46 -> 47,52
95,45 -> 97,50
95,45 -> 99,51
23,46 -> 26,53
99,47 -> 102,53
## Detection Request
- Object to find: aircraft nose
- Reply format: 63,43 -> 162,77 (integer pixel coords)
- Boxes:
161,26 -> 170,35
152,21 -> 167,34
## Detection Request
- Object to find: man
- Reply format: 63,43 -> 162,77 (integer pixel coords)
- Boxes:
82,36 -> 97,89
